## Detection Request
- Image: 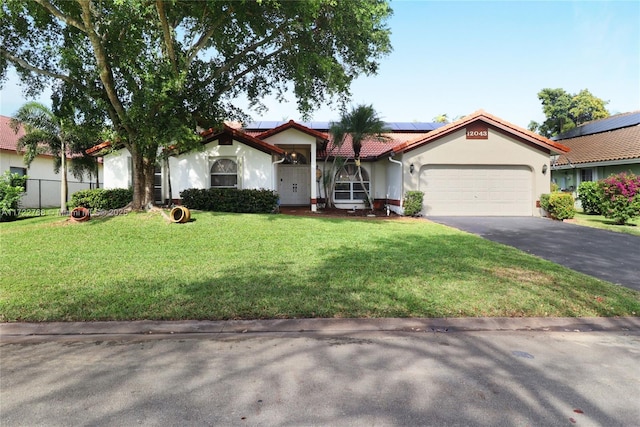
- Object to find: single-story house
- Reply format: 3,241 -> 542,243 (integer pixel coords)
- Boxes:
551,111 -> 640,191
0,114 -> 103,209
99,110 -> 569,216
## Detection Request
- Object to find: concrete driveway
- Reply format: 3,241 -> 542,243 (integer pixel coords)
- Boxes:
428,217 -> 640,291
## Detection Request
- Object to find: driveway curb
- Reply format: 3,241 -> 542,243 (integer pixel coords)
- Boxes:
2,317 -> 639,343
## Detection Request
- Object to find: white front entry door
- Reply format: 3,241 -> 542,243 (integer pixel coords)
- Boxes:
278,165 -> 310,205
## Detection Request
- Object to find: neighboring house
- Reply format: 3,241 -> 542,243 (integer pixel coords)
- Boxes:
97,110 -> 569,216
0,114 -> 103,209
551,111 -> 640,191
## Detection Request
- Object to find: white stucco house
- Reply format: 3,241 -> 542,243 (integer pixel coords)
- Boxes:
0,115 -> 103,209
97,110 -> 570,216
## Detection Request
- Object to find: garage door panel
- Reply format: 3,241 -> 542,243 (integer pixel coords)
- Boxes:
421,165 -> 532,216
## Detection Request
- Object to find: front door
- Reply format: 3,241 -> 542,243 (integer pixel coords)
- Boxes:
278,165 -> 310,205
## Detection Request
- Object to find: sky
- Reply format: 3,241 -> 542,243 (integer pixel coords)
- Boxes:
0,0 -> 638,129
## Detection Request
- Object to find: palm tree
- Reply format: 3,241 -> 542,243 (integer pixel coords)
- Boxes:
329,104 -> 389,210
10,102 -> 97,213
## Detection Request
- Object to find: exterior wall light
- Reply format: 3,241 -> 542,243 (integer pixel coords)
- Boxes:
409,163 -> 415,174
542,164 -> 548,175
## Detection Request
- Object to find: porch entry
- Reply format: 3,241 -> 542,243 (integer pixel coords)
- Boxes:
278,165 -> 310,206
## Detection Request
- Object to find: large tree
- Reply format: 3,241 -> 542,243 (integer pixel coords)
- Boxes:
528,88 -> 609,138
1,0 -> 392,209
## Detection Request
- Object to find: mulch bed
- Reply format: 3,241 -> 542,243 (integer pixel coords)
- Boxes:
279,206 -> 405,220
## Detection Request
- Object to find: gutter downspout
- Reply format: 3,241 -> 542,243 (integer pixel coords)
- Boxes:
388,153 -> 403,215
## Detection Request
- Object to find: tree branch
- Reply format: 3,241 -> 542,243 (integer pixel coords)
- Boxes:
0,48 -> 74,84
186,8 -> 229,66
156,0 -> 177,73
212,28 -> 284,80
217,46 -> 287,95
77,0 -> 132,135
33,0 -> 86,32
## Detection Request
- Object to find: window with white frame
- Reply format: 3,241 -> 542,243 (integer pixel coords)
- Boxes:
580,168 -> 594,182
210,158 -> 238,188
334,164 -> 370,201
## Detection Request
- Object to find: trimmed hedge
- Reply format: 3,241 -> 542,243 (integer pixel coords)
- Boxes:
540,192 -> 576,220
403,191 -> 423,217
577,181 -> 603,215
180,188 -> 279,213
68,188 -> 133,211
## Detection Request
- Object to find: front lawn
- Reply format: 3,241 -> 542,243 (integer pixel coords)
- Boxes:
1,211 -> 639,321
573,211 -> 640,236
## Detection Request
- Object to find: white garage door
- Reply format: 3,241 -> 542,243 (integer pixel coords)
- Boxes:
421,165 -> 532,216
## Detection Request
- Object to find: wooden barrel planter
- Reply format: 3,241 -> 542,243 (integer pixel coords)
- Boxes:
70,207 -> 90,222
169,206 -> 191,223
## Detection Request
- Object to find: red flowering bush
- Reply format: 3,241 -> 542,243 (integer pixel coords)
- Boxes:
599,172 -> 640,225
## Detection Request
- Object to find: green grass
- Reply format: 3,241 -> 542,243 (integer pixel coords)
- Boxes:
573,211 -> 640,236
1,210 -> 639,322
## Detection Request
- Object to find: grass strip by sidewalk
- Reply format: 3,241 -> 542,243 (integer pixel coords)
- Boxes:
1,210 -> 639,322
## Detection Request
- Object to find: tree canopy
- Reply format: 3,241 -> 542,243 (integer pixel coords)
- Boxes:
528,88 -> 609,138
1,0 -> 393,209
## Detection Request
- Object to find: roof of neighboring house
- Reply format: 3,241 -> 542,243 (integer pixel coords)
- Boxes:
2,114 -> 98,162
391,110 -> 570,155
0,115 -> 26,152
553,111 -> 640,140
552,114 -> 640,167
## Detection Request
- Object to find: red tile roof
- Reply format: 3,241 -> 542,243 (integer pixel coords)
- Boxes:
0,115 -> 26,152
324,132 -> 432,160
553,125 -> 640,166
392,110 -> 570,155
201,124 -> 284,155
255,120 -> 329,142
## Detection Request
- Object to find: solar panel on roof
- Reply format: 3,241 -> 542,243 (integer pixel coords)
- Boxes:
244,120 -> 445,132
554,112 -> 640,140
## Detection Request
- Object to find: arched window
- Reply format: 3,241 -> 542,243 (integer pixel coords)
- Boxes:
334,164 -> 370,201
210,159 -> 237,188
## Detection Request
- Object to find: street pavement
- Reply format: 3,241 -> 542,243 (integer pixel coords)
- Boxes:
428,216 -> 640,291
2,318 -> 639,426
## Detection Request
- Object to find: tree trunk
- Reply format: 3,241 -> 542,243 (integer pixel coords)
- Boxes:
129,144 -> 158,210
130,146 -> 146,210
60,142 -> 68,214
142,158 -> 155,208
355,158 -> 373,210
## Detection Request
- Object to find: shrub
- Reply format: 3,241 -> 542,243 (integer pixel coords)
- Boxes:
180,188 -> 279,213
403,191 -> 424,217
550,182 -> 560,193
68,188 -> 133,211
577,181 -> 603,215
599,172 -> 640,225
0,171 -> 28,222
540,192 -> 575,220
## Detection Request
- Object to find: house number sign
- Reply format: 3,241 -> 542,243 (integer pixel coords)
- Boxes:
466,123 -> 488,139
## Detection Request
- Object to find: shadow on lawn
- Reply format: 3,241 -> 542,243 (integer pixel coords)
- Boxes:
41,229 -> 639,322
